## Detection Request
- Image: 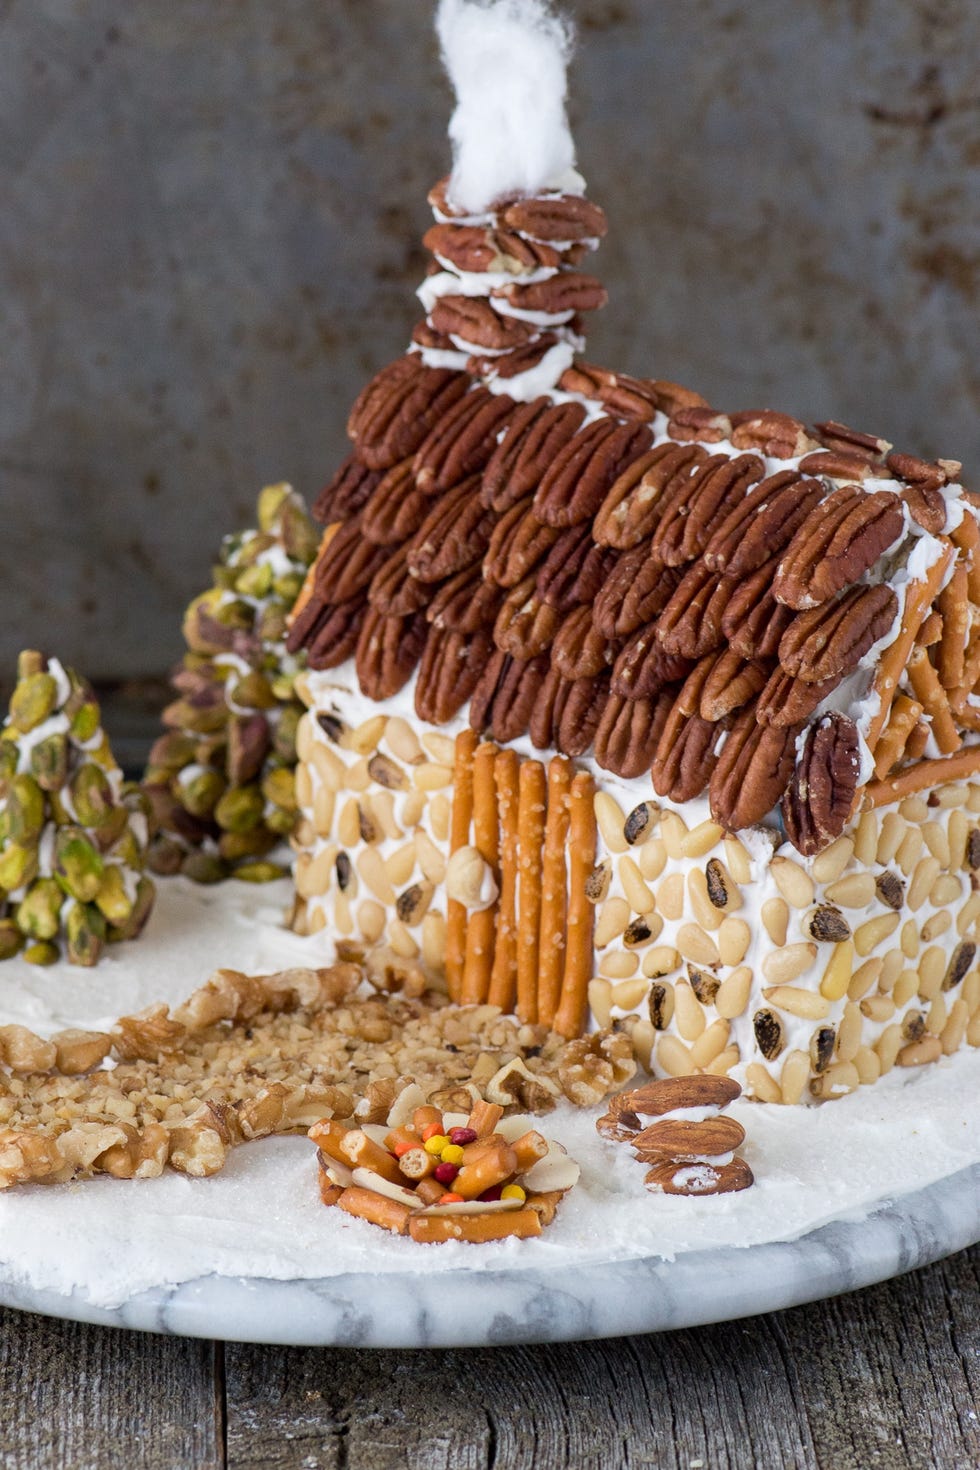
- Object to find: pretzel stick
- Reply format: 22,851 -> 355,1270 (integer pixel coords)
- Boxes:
862,743 -> 980,807
466,1099 -> 504,1138
917,610 -> 943,647
536,757 -> 572,1028
952,511 -> 980,603
949,689 -> 980,733
873,695 -> 924,779
553,771 -> 598,1041
408,1208 -> 543,1244
962,625 -> 980,693
460,742 -> 500,1006
516,760 -> 546,1025
865,543 -> 954,754
337,1185 -> 411,1235
908,646 -> 961,754
905,721 -> 930,762
446,729 -> 478,1000
937,561 -> 969,689
319,1176 -> 344,1208
488,748 -> 520,1013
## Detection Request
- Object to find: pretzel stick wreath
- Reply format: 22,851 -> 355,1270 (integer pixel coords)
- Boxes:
862,743 -> 980,807
487,747 -> 520,1013
553,770 -> 598,1041
536,756 -> 572,1029
937,560 -> 969,690
460,741 -> 500,1006
516,759 -> 547,1025
872,694 -> 924,779
865,542 -> 954,755
446,728 -> 478,1000
908,645 -> 962,754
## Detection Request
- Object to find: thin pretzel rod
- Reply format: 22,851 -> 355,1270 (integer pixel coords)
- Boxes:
536,756 -> 572,1028
460,742 -> 499,1006
337,1184 -> 411,1235
487,748 -> 520,1013
917,610 -> 943,647
937,561 -> 969,690
862,743 -> 980,807
949,689 -> 980,734
865,543 -> 954,753
952,509 -> 980,603
408,1208 -> 543,1244
446,729 -> 478,1000
961,625 -> 980,695
872,694 -> 924,780
553,771 -> 598,1040
516,760 -> 546,1025
908,646 -> 962,754
905,721 -> 930,762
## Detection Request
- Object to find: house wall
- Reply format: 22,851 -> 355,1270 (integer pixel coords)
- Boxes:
3,0 -> 980,679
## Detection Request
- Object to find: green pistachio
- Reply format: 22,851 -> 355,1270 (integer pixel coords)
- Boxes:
70,763 -> 116,828
69,701 -> 101,743
229,671 -> 276,711
0,842 -> 39,892
261,766 -> 296,812
148,731 -> 198,771
92,805 -> 130,853
30,731 -> 69,791
65,901 -> 106,967
16,651 -> 46,680
7,774 -> 45,842
94,865 -> 134,926
9,672 -> 58,733
54,828 -> 105,903
263,805 -> 296,837
23,940 -> 59,966
176,767 -> 226,820
218,828 -> 277,862
233,860 -> 288,883
161,698 -> 228,735
257,482 -> 294,532
257,604 -> 289,645
214,784 -> 264,834
108,827 -> 145,873
108,875 -> 156,942
272,705 -> 301,764
272,571 -> 305,605
235,562 -> 274,599
180,850 -> 228,884
16,878 -> 64,941
146,836 -> 185,877
0,920 -> 25,960
0,743 -> 18,781
279,500 -> 319,564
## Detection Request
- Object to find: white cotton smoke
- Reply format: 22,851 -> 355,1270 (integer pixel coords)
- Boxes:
436,0 -> 579,215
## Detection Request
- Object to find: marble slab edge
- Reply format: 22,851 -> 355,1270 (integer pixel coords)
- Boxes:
2,1162 -> 977,1348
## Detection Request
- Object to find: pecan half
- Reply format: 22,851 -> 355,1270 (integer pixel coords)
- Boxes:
812,420 -> 891,461
535,420 -> 654,527
313,518 -> 390,603
493,272 -> 607,314
413,388 -> 515,495
729,410 -> 814,460
773,486 -> 905,609
528,661 -> 564,749
355,608 -> 427,700
782,713 -> 862,855
702,472 -> 822,577
591,448 -> 671,548
594,691 -> 673,779
611,625 -> 694,699
656,562 -> 734,659
797,450 -> 879,483
426,564 -> 506,634
305,596 -> 369,671
665,407 -> 733,444
360,461 -> 429,546
410,320 -> 456,352
473,652 -> 551,744
482,399 -> 587,511
483,499 -> 560,587
422,223 -> 561,273
469,648 -> 508,734
698,647 -> 771,721
551,603 -> 620,680
367,545 -> 431,617
415,627 -> 493,725
659,453 -> 765,565
721,558 -> 796,659
709,708 -> 802,830
468,335 -> 561,382
535,523 -> 617,611
553,672 -> 610,757
755,667 -> 842,727
593,544 -> 682,639
312,454 -> 383,523
778,583 -> 899,684
347,356 -> 468,470
406,476 -> 496,582
557,364 -> 662,422
494,578 -> 561,658
595,443 -> 708,552
500,194 -> 608,242
652,708 -> 721,803
430,295 -> 535,351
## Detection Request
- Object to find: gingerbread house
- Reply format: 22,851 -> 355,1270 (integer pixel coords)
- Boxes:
282,40 -> 980,1107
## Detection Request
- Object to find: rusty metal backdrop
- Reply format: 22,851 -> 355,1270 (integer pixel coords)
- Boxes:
3,0 -> 979,679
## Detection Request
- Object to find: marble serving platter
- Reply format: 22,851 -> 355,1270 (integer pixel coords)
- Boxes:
1,1160 -> 977,1346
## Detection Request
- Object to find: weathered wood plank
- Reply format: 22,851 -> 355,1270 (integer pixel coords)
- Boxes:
0,1308 -> 223,1470
221,1245 -> 980,1470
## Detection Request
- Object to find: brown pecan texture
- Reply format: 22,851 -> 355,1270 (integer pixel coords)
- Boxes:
773,486 -> 905,609
499,194 -> 608,242
535,420 -> 654,528
355,608 -> 428,701
493,273 -> 607,314
312,455 -> 383,524
782,713 -> 862,855
413,389 -> 514,495
359,461 -> 429,547
406,477 -> 496,582
594,691 -> 673,780
482,400 -> 586,511
415,627 -> 493,725
702,472 -> 822,577
429,296 -> 535,352
347,357 -> 467,471
778,584 -> 898,684
709,708 -> 801,829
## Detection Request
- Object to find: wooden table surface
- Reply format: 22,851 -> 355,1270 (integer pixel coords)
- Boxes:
2,1245 -> 978,1469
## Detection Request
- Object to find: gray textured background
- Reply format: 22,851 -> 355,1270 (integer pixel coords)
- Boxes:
3,0 -> 980,681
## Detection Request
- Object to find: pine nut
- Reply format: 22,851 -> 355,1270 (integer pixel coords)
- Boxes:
673,980 -> 706,1040
896,826 -> 924,876
853,912 -> 900,957
600,950 -> 640,980
346,757 -> 370,792
422,732 -> 456,764
311,742 -> 346,793
811,836 -> 854,885
900,794 -> 930,821
921,911 -> 952,942
655,1033 -> 694,1077
723,835 -> 752,884
643,946 -> 681,978
687,869 -> 722,932
921,820 -> 950,867
901,918 -> 919,959
401,791 -> 427,828
930,873 -> 963,907
588,978 -> 613,1029
676,923 -> 720,967
415,830 -> 447,885
893,969 -> 918,1006
780,1050 -> 811,1105
595,897 -> 630,949
356,847 -> 396,905
657,874 -> 685,921
813,1061 -> 859,1097
764,983 -> 829,1020
969,784 -> 980,814
877,951 -> 903,992
927,995 -> 947,1034
414,762 -> 453,792
313,782 -> 335,837
388,919 -> 419,959
899,1036 -> 943,1066
637,837 -> 667,881
384,844 -> 416,888
293,817 -> 316,848
357,900 -> 386,944
917,945 -> 947,1000
337,797 -> 360,848
296,844 -> 337,899
837,1001 -> 863,1063
907,856 -> 941,911
935,783 -> 969,807
761,896 -> 792,953
875,1023 -> 903,1073
306,903 -> 325,936
854,1045 -> 881,1086
660,812 -> 688,859
949,810 -> 969,870
819,940 -> 854,1000
745,1062 -> 782,1103
875,811 -> 906,865
594,792 -> 628,854
619,856 -> 656,915
763,943 -> 817,985
384,717 -> 423,765
854,811 -> 878,866
349,715 -> 387,754
717,917 -> 751,967
680,820 -> 724,858
429,793 -> 451,844
689,1018 -> 730,1068
421,911 -> 447,973
295,712 -> 316,763
957,891 -> 980,936
715,965 -> 752,1019
942,999 -> 969,1054
296,761 -> 313,810
770,856 -> 814,909
611,976 -> 647,1009
630,1017 -> 656,1071
334,892 -> 354,937
848,955 -> 883,1000
824,873 -> 876,908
